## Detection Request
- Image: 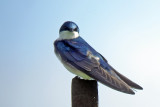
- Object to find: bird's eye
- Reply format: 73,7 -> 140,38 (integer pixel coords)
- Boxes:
74,28 -> 77,31
63,26 -> 67,30
63,26 -> 69,31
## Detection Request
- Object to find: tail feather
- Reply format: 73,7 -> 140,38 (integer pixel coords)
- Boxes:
110,65 -> 143,90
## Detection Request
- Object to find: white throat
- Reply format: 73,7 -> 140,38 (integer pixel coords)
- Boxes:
59,31 -> 79,40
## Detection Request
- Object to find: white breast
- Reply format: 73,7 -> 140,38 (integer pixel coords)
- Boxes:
58,31 -> 79,40
55,51 -> 93,80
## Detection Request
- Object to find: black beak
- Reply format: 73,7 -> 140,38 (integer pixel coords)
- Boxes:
68,28 -> 74,32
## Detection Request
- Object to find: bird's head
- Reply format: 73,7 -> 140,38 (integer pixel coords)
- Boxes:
59,21 -> 80,39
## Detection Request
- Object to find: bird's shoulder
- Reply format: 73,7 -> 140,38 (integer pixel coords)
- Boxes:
55,37 -> 89,51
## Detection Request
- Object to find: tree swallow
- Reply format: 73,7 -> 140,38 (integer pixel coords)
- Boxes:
54,21 -> 143,94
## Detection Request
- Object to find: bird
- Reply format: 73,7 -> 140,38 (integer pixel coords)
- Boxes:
54,21 -> 143,94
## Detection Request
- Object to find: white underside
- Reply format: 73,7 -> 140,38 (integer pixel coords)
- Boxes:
58,31 -> 79,40
56,31 -> 94,80
55,51 -> 93,80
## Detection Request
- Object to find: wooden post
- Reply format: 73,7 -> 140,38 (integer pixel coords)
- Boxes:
71,76 -> 98,107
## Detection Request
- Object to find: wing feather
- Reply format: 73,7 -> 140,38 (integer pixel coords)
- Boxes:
99,53 -> 143,90
55,39 -> 137,94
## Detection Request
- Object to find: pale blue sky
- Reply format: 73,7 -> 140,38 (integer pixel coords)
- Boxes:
0,0 -> 160,107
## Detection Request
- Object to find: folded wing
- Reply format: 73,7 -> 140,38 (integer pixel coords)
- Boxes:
55,39 -> 142,94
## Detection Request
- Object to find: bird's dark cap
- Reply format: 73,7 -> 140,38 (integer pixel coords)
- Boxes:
59,21 -> 79,33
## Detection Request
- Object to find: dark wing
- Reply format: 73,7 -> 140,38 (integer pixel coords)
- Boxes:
99,53 -> 143,90
55,39 -> 136,94
109,65 -> 143,90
